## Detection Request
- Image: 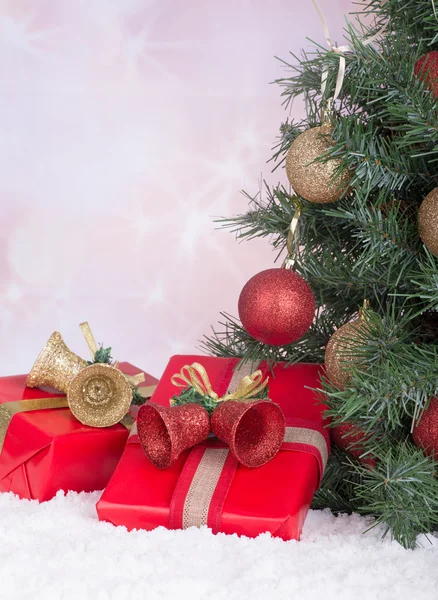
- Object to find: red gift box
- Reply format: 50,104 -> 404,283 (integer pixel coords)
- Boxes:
0,362 -> 158,502
97,356 -> 330,541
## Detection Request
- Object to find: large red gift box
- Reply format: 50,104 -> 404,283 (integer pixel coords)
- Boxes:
0,362 -> 158,502
97,355 -> 330,540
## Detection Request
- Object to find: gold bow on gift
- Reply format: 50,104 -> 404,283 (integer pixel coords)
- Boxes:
170,362 -> 268,404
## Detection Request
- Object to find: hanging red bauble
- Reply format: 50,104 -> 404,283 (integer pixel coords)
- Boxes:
412,397 -> 438,457
332,422 -> 377,468
238,268 -> 315,346
414,51 -> 438,97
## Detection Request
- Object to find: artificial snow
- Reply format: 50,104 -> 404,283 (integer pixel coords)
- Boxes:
0,491 -> 436,600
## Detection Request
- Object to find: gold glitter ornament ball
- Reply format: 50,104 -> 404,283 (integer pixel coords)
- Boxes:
418,187 -> 438,256
285,124 -> 350,204
324,319 -> 369,389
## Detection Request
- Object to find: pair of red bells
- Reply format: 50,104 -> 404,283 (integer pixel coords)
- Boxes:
137,398 -> 286,469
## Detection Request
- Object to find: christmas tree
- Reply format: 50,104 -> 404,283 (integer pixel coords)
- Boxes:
204,0 -> 438,549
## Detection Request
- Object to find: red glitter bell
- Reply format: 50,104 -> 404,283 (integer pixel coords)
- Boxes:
137,402 -> 211,469
211,400 -> 285,468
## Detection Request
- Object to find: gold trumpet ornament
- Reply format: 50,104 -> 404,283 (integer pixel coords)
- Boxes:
25,331 -> 87,392
26,322 -> 146,428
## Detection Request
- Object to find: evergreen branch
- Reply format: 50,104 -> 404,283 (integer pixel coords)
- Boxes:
171,385 -> 269,415
312,446 -> 364,514
131,387 -> 147,406
352,443 -> 438,549
87,345 -> 113,365
171,387 -> 219,415
321,310 -> 438,429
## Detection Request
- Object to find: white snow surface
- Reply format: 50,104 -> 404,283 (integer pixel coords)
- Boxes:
0,491 -> 437,600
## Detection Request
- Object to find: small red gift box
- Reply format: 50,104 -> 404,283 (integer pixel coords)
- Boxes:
97,356 -> 329,541
0,362 -> 158,502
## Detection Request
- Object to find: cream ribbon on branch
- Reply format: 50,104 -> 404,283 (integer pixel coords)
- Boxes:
311,0 -> 389,104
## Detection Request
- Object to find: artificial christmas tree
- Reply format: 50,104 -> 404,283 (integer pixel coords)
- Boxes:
204,0 -> 438,548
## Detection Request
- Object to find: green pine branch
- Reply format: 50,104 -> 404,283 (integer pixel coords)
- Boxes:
87,345 -> 113,365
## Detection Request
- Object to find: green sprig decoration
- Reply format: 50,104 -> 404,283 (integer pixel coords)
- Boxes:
131,386 -> 146,406
88,344 -> 113,365
171,387 -> 220,415
171,383 -> 270,415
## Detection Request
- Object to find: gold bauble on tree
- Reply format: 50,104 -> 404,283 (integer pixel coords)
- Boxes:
324,313 -> 369,389
418,187 -> 438,256
285,123 -> 350,204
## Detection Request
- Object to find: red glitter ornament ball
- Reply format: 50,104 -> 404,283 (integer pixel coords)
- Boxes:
414,51 -> 438,97
238,268 -> 315,346
412,397 -> 438,457
332,422 -> 377,468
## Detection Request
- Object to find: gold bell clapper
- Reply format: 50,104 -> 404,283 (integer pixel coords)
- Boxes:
25,331 -> 87,393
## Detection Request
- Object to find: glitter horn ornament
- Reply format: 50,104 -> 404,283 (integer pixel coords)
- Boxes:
285,122 -> 351,204
418,187 -> 438,257
324,302 -> 371,389
137,403 -> 211,469
25,331 -> 87,392
211,399 -> 285,468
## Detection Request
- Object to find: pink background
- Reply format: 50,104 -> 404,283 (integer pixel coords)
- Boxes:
1,0 -> 352,378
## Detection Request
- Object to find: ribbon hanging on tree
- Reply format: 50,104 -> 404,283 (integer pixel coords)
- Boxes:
311,0 -> 389,105
311,0 -> 351,102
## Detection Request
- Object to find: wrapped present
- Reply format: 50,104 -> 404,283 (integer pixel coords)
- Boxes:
96,355 -> 330,541
0,324 -> 158,502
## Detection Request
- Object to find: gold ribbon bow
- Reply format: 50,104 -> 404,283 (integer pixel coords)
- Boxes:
170,362 -> 269,403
